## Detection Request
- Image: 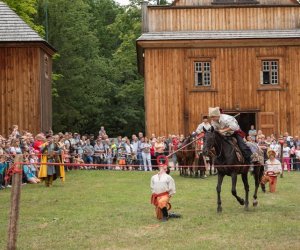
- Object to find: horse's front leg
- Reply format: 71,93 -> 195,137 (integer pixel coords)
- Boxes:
216,173 -> 224,213
231,173 -> 245,206
241,172 -> 249,211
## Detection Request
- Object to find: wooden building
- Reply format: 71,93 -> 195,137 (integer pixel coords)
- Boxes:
137,0 -> 300,137
0,1 -> 55,136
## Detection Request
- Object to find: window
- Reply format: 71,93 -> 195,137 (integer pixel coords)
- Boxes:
194,62 -> 211,87
261,60 -> 279,85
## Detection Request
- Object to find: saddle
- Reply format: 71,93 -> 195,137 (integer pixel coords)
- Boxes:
225,137 -> 244,163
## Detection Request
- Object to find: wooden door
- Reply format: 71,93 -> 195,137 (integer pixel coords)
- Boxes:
258,112 -> 278,137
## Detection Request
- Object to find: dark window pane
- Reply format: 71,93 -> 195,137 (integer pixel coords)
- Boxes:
263,72 -> 270,84
197,72 -> 203,86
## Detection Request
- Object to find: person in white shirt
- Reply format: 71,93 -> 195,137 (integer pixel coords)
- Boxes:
261,149 -> 282,192
282,142 -> 291,172
208,107 -> 252,164
195,116 -> 212,134
150,164 -> 178,222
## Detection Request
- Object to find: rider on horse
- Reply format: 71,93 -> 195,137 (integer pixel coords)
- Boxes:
208,107 -> 253,165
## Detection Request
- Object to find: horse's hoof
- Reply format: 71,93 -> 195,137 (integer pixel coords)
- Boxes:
217,207 -> 222,213
253,200 -> 258,207
239,199 -> 245,206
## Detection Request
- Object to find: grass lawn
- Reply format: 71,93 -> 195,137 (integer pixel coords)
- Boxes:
1,170 -> 300,250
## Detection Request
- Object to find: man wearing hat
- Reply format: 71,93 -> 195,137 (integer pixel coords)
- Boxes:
261,149 -> 282,192
150,164 -> 178,222
208,107 -> 252,164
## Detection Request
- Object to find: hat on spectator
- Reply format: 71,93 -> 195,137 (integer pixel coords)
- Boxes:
208,107 -> 221,117
267,149 -> 276,158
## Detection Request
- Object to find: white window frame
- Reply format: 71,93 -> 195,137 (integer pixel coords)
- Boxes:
194,61 -> 211,87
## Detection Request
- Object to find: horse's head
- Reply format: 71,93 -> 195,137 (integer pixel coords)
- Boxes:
202,126 -> 215,156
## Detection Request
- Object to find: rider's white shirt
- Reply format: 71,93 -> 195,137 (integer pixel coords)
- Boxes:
211,114 -> 240,136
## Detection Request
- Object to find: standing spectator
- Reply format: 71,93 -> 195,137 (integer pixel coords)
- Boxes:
256,130 -> 265,141
170,135 -> 179,170
282,142 -> 291,172
248,125 -> 257,141
94,139 -> 105,166
270,140 -> 281,158
83,139 -> 94,165
141,137 -> 152,171
39,135 -> 65,187
155,137 -> 165,164
99,126 -> 107,138
150,140 -> 157,170
294,145 -> 300,171
9,139 -> 22,156
257,136 -> 268,161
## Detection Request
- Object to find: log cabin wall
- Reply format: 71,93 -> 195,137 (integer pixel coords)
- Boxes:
173,0 -> 297,6
147,6 -> 300,32
139,2 -> 300,137
40,49 -> 53,133
143,45 -> 300,136
0,46 -> 43,136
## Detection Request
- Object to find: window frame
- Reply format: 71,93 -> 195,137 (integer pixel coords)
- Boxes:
260,59 -> 279,86
194,60 -> 212,87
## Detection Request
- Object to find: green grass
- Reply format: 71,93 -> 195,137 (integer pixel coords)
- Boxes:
1,170 -> 300,250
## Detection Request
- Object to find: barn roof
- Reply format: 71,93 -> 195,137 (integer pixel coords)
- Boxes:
0,1 -> 55,52
137,29 -> 300,41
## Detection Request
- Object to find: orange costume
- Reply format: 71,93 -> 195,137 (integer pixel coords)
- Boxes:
150,171 -> 176,221
261,150 -> 282,193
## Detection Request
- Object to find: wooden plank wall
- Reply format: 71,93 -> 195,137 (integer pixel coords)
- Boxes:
40,50 -> 53,133
147,6 -> 300,32
144,49 -> 185,136
144,46 -> 297,136
173,0 -> 296,6
287,47 -> 300,136
0,47 -> 41,136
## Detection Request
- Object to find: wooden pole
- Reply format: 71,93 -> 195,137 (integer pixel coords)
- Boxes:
7,154 -> 23,250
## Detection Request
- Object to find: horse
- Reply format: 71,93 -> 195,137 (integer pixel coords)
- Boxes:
176,134 -> 197,177
202,126 -> 264,212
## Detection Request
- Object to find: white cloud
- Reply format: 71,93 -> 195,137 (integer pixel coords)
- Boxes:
115,0 -> 131,5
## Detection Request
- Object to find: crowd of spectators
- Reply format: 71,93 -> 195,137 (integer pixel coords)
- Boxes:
1,124 -> 299,189
0,125 -> 185,188
246,126 -> 300,172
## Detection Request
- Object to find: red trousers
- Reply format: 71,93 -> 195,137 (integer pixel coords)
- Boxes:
261,175 -> 278,193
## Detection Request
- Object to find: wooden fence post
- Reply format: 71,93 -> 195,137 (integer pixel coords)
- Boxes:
7,154 -> 23,250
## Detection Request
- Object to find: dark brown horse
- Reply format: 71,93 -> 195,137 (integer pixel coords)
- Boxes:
176,135 -> 196,177
202,127 -> 264,212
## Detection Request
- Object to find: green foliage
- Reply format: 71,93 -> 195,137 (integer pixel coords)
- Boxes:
3,0 -> 45,36
6,0 -> 145,136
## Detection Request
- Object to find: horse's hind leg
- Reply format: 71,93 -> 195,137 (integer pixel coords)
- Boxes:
252,165 -> 262,207
231,173 -> 245,206
216,173 -> 225,213
241,173 -> 249,211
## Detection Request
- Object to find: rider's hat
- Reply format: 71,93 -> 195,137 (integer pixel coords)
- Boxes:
208,107 -> 221,117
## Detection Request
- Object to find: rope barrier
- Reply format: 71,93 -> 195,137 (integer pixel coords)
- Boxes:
8,161 -> 273,169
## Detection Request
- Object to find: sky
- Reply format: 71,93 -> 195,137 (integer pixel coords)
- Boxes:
115,0 -> 131,5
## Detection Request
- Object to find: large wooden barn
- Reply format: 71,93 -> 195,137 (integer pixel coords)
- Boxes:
0,1 -> 55,136
137,0 -> 300,137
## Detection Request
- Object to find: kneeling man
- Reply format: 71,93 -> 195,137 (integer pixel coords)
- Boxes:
150,164 -> 178,222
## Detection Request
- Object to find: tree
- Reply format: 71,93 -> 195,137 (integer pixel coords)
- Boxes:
3,0 -> 44,36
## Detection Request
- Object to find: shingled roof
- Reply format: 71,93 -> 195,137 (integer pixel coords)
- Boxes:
137,29 -> 300,41
0,1 -> 44,42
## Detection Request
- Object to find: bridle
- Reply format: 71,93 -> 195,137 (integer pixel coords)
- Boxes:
206,132 -> 223,159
